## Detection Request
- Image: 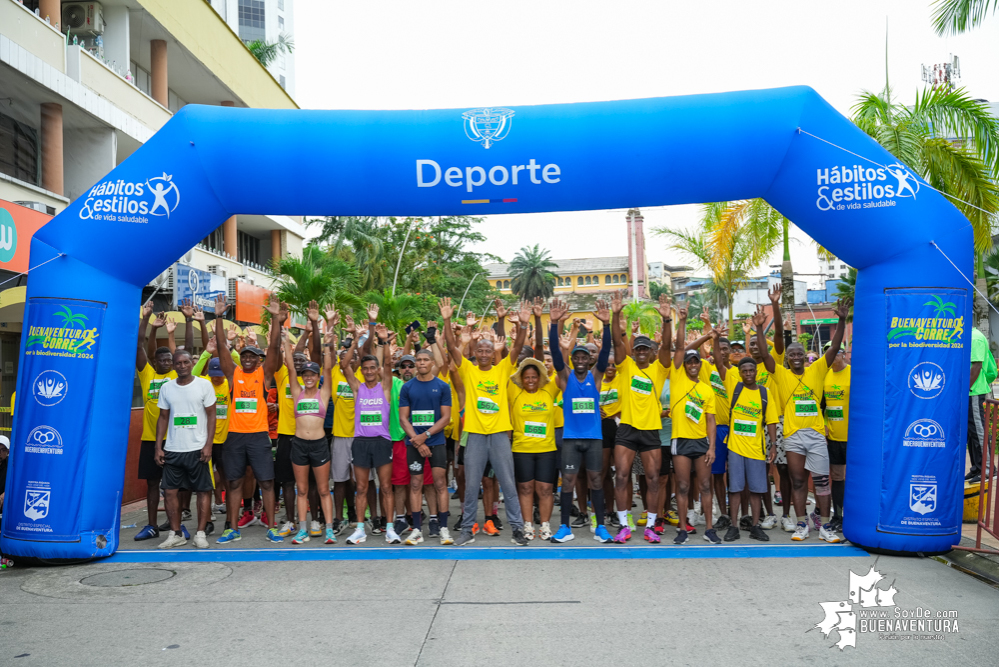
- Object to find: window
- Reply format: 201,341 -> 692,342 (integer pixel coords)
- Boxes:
238,0 -> 266,43
496,281 -> 502,289
828,265 -> 834,270
584,276 -> 591,285
612,275 -> 619,284
0,112 -> 39,185
840,272 -> 846,278
605,275 -> 612,284
202,226 -> 225,254
556,277 -> 563,286
277,0 -> 285,9
592,276 -> 599,284
840,264 -> 846,269
504,280 -> 510,289
237,231 -> 261,264
279,75 -> 286,89
278,16 -> 285,30
620,274 -> 627,283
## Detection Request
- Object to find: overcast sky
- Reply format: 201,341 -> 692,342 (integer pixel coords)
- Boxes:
295,1 -> 999,288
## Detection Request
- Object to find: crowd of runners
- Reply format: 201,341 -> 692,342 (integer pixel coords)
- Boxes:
133,285 -> 853,549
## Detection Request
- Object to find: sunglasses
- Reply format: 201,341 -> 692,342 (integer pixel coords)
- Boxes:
400,363 -> 416,369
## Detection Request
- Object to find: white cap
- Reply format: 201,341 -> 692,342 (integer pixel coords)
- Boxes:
0,435 -> 9,449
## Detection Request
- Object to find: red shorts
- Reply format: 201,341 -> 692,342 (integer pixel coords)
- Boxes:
391,440 -> 432,485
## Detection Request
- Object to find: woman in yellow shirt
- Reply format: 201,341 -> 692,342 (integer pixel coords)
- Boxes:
509,357 -> 560,541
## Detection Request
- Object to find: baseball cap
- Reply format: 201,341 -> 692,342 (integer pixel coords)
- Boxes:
207,358 -> 224,377
730,340 -> 746,349
241,346 -> 265,357
300,361 -> 321,375
398,354 -> 417,365
0,435 -> 9,450
684,349 -> 701,362
571,345 -> 591,356
632,335 -> 653,349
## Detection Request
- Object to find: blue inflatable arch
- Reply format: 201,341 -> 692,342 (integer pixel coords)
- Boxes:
1,86 -> 972,559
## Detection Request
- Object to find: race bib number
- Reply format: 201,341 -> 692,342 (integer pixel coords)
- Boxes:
412,410 -> 435,425
599,389 -> 618,406
630,376 -> 652,396
794,399 -> 818,417
337,382 -> 353,399
234,398 -> 257,413
524,421 -> 547,438
684,400 -> 703,424
173,413 -> 198,429
297,399 -> 321,415
360,410 -> 382,425
733,418 -> 758,436
285,384 -> 292,399
148,378 -> 168,400
826,406 -> 844,421
477,397 -> 500,414
215,404 -> 228,419
571,397 -> 595,414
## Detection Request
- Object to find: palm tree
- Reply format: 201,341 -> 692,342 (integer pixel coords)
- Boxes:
308,216 -> 387,291
622,300 -> 660,336
932,0 -> 998,35
508,245 -> 557,300
852,83 -> 999,333
246,32 -> 295,67
832,267 -> 857,321
365,288 -> 422,337
648,280 -> 672,301
271,245 -> 364,319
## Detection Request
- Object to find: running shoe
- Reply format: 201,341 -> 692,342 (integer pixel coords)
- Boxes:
266,527 -> 284,543
277,521 -> 295,537
346,525 -> 367,545
292,528 -> 310,544
749,525 -> 770,541
673,529 -> 689,545
332,519 -> 344,535
626,513 -> 636,531
523,522 -> 536,540
774,491 -> 782,505
703,528 -> 722,544
723,526 -> 741,542
571,514 -> 589,529
791,522 -> 809,541
216,528 -> 240,544
405,529 -> 424,545
492,514 -> 503,530
158,531 -> 187,549
181,509 -> 192,522
205,521 -> 215,537
760,514 -> 778,530
609,514 -> 621,528
819,523 -> 842,543
653,517 -> 666,535
533,507 -> 541,525
539,522 -> 553,540
637,511 -> 648,526
439,527 -> 455,545
665,510 -> 679,526
158,519 -> 172,531
714,515 -> 731,530
310,520 -> 322,537
371,517 -> 384,535
809,511 -> 822,532
428,518 -> 441,538
643,527 -> 660,543
454,531 -> 475,546
237,510 -> 258,529
780,515 -> 796,532
134,525 -> 159,541
511,528 -> 529,546
739,515 -> 753,531
483,519 -> 500,536
253,499 -> 262,514
192,531 -> 210,549
212,503 -> 226,514
472,522 -> 480,536
261,511 -> 269,528
594,525 -> 613,543
684,522 -> 697,535
325,527 -> 337,544
830,516 -> 843,532
589,514 -> 598,534
613,526 -> 632,543
453,514 -> 464,530
394,517 -> 409,535
553,524 -> 574,543
385,526 -> 402,544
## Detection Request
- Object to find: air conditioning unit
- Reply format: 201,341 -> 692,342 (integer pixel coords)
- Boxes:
180,249 -> 194,264
208,265 -> 227,278
63,2 -> 105,37
150,267 -> 173,290
227,278 -> 238,302
12,201 -> 55,216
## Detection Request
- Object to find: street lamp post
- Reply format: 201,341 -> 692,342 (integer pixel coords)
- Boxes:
458,272 -> 484,314
391,221 -> 415,296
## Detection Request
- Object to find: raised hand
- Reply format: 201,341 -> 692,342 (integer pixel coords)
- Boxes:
656,293 -> 672,319
783,315 -> 793,330
751,305 -> 767,328
610,290 -> 624,314
768,283 -> 782,305
215,294 -> 228,317
594,299 -> 610,324
279,301 -> 290,324
699,306 -> 712,329
367,303 -> 380,322
178,298 -> 194,319
226,327 -> 238,342
206,336 -> 218,354
142,301 -> 154,319
302,319 -> 313,334
532,296 -> 544,317
654,330 -> 663,344
518,299 -> 532,324
438,297 -> 453,320
834,298 -> 852,319
549,298 -> 568,323
374,322 -> 388,342
677,304 -> 688,321
325,307 -> 340,328
246,331 -> 258,347
265,295 -> 281,317
152,311 -> 166,328
426,320 -> 438,330
494,298 -> 507,320
307,300 -> 320,322
343,315 -> 355,334
465,311 -> 478,327
192,305 -> 205,322
631,320 -> 640,334
164,318 -> 177,334
715,324 -> 729,338
470,328 -> 482,343
742,320 -> 752,335
507,310 -> 520,325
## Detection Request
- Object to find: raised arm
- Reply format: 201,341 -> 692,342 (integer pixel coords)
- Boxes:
493,298 -> 507,350
592,299 -> 613,385
306,300 -> 323,365
340,334 -> 362,394
284,337 -> 301,401
549,298 -> 569,390
193,305 -> 209,355
439,297 -> 463,368
532,296 -> 545,361
295,320 -> 311,355
137,302 -> 154,371
753,305 -> 776,373
508,300 -> 531,362
165,318 -> 177,354
178,298 -> 195,351
262,296 -> 285,380
673,304 -> 689,370
610,290 -> 627,363
214,294 -> 235,386
823,298 -> 852,366
768,284 -> 784,356
655,293 -> 673,368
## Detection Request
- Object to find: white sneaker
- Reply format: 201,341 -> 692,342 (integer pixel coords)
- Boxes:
212,503 -> 226,514
760,514 -> 778,530
346,525 -> 367,545
539,522 -> 553,540
439,526 -> 454,545
310,520 -> 322,537
523,522 -> 536,540
158,531 -> 187,549
385,526 -> 402,544
819,524 -> 842,543
405,528 -> 424,545
687,510 -> 698,526
693,512 -> 705,526
780,515 -> 796,532
192,531 -> 210,549
277,521 -> 295,537
791,522 -> 810,541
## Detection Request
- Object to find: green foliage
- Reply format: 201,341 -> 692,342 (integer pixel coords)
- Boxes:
648,280 -> 671,300
832,267 -> 857,321
622,300 -> 659,336
931,0 -> 998,35
246,32 -> 295,67
271,244 -> 364,317
508,244 -> 557,300
364,289 -> 422,337
798,332 -> 814,350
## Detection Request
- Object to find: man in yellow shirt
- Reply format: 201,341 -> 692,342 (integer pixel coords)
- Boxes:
440,296 -> 531,547
609,291 -> 674,543
823,342 -> 850,532
134,303 -> 177,541
696,308 -> 735,532
759,292 -> 850,543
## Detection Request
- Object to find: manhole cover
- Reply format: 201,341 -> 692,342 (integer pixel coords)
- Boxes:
80,568 -> 175,587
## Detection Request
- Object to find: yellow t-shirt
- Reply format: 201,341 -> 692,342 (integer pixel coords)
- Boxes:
211,378 -> 231,444
699,361 -> 730,427
276,365 -> 307,436
824,365 -> 851,442
669,369 -> 716,440
773,355 -> 830,438
756,349 -> 783,400
438,368 -> 461,439
600,372 -> 624,418
331,365 -> 364,438
509,382 -> 559,453
617,357 -> 670,431
554,391 -> 564,429
459,356 -> 514,435
138,363 -> 177,441
724,372 -> 779,460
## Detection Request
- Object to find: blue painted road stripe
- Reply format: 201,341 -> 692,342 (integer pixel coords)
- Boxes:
106,544 -> 868,563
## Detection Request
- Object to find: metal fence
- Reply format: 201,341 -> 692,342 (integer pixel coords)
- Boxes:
953,399 -> 999,553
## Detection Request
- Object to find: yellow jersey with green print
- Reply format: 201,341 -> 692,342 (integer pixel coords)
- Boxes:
824,364 -> 851,442
724,372 -> 778,460
459,356 -> 514,435
668,369 -> 716,440
699,361 -> 730,427
772,355 -> 830,439
617,357 -> 670,431
509,382 -> 560,454
331,364 -> 364,438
